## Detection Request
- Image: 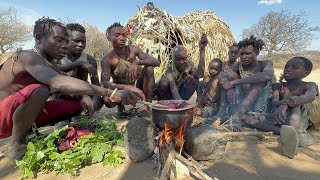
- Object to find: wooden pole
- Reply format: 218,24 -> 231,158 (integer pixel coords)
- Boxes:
174,152 -> 218,180
221,131 -> 273,139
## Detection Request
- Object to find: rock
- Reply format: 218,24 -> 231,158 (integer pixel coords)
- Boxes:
125,117 -> 156,162
184,125 -> 227,161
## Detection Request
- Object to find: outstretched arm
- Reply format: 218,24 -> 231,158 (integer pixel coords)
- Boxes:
22,52 -> 143,103
193,34 -> 208,79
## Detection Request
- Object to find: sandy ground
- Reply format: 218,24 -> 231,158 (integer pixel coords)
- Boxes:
0,69 -> 319,180
1,104 -> 319,180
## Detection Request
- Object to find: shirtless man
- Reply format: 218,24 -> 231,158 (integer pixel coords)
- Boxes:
101,22 -> 160,117
203,36 -> 274,128
57,23 -> 102,113
0,18 -> 140,161
157,34 -> 208,100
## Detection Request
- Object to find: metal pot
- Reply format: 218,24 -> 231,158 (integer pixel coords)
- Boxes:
150,100 -> 195,130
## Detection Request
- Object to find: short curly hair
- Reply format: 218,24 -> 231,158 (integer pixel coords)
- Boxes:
66,23 -> 86,33
106,22 -> 123,36
292,56 -> 313,73
238,35 -> 264,54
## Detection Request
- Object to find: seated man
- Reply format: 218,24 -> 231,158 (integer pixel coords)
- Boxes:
239,57 -> 318,158
0,18 -> 140,161
56,23 -> 102,114
157,34 -> 208,100
203,36 -> 274,128
223,43 -> 239,71
196,58 -> 223,118
101,22 -> 160,117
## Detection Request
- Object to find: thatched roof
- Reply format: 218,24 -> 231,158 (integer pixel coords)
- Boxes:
126,3 -> 235,80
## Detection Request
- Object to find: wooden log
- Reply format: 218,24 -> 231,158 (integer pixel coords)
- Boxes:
182,150 -> 205,170
174,152 -> 218,180
160,151 -> 174,180
221,131 -> 273,139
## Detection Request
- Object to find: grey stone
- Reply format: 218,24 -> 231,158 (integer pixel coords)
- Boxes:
125,117 -> 156,162
184,125 -> 227,161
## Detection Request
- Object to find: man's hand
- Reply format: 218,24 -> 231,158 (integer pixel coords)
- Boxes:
199,34 -> 208,49
127,61 -> 139,83
122,85 -> 146,101
271,100 -> 281,109
280,97 -> 296,108
220,79 -> 236,90
227,88 -> 237,104
81,61 -> 95,75
274,104 -> 288,124
80,95 -> 95,119
111,89 -> 141,105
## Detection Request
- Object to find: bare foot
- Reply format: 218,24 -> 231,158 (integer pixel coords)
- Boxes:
298,133 -> 318,147
280,125 -> 298,159
4,141 -> 27,161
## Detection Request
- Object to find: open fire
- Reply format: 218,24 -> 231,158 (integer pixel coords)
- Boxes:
158,109 -> 193,148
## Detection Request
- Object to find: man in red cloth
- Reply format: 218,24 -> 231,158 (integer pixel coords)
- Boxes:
0,18 -> 141,161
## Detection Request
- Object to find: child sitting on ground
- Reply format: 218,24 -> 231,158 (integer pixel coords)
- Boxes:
195,58 -> 223,118
232,56 -> 318,158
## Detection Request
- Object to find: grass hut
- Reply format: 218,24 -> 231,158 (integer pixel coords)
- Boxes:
126,3 -> 235,80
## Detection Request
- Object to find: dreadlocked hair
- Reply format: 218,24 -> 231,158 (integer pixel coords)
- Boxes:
66,23 -> 86,33
238,35 -> 264,54
106,22 -> 123,36
33,17 -> 67,37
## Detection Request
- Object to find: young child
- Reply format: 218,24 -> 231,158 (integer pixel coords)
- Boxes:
230,56 -> 318,158
223,43 -> 239,71
196,58 -> 223,118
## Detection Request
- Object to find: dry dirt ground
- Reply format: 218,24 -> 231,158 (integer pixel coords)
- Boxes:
0,69 -> 319,180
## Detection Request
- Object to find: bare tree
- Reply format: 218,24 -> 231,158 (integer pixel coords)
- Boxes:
83,23 -> 112,60
0,7 -> 32,53
243,10 -> 320,57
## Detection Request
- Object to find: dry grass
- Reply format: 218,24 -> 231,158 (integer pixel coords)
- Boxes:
259,51 -> 320,70
126,4 -> 235,80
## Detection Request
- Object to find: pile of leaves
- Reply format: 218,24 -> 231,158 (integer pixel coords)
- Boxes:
16,117 -> 124,179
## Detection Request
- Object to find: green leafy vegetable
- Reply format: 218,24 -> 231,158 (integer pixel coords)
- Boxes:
16,117 -> 124,179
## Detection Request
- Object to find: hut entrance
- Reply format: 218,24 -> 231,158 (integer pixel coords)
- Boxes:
164,29 -> 183,66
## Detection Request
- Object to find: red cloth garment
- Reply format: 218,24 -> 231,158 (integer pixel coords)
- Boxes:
0,84 -> 81,139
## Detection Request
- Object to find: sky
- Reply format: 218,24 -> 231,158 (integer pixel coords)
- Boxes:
1,0 -> 320,51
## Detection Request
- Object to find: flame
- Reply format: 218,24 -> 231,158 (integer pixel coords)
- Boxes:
159,109 -> 193,148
